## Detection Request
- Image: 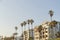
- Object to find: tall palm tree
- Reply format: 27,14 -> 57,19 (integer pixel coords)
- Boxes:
21,21 -> 27,40
23,21 -> 27,40
30,19 -> 34,40
21,22 -> 24,33
23,21 -> 27,30
49,10 -> 54,21
27,19 -> 31,40
15,26 -> 18,40
38,25 -> 42,40
49,20 -> 57,38
21,23 -> 24,40
27,19 -> 34,40
15,26 -> 18,32
30,19 -> 34,29
49,10 -> 54,39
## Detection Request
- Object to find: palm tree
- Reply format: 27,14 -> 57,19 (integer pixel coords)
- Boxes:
21,22 -> 24,33
27,19 -> 31,40
49,20 -> 57,38
38,25 -> 42,40
49,10 -> 54,39
15,26 -> 18,32
49,10 -> 54,21
30,19 -> 34,40
21,23 -> 24,40
23,21 -> 27,30
15,26 -> 18,40
27,19 -> 34,40
23,21 -> 27,40
30,19 -> 34,29
21,21 -> 27,40
27,19 -> 34,29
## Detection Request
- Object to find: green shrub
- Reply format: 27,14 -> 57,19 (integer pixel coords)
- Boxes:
49,38 -> 60,40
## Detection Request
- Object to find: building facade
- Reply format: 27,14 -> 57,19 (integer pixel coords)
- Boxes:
21,20 -> 60,40
22,29 -> 34,40
34,20 -> 60,40
34,26 -> 40,40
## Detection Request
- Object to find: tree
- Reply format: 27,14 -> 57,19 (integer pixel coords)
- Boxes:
27,19 -> 34,40
21,22 -> 24,40
21,21 -> 27,40
23,21 -> 27,40
14,26 -> 18,40
49,20 -> 57,39
49,10 -> 54,21
38,25 -> 42,40
27,19 -> 31,40
49,10 -> 54,39
30,19 -> 34,40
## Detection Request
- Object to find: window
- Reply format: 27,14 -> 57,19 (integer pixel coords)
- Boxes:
43,32 -> 44,34
45,31 -> 48,33
46,35 -> 48,37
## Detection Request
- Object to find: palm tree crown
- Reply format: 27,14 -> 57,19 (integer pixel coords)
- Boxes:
23,21 -> 27,26
15,26 -> 18,31
49,10 -> 54,17
21,23 -> 24,27
27,19 -> 30,25
27,19 -> 34,25
30,19 -> 34,25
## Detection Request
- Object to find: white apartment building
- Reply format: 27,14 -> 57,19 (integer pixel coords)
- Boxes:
34,20 -> 60,40
34,26 -> 40,40
20,20 -> 60,40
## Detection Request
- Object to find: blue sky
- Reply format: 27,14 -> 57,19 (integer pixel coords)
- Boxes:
0,0 -> 60,37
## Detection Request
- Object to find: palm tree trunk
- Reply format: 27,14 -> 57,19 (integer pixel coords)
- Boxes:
24,26 -> 26,40
28,24 -> 30,40
31,24 -> 34,40
22,27 -> 24,40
